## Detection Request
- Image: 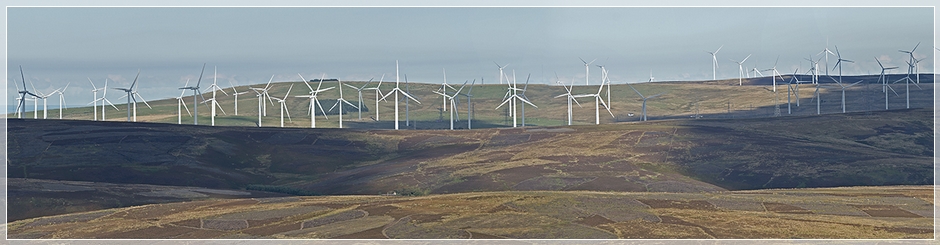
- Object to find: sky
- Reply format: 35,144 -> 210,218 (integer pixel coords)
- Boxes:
4,2 -> 936,109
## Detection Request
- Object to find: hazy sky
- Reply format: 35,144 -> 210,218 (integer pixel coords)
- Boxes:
4,3 -> 936,107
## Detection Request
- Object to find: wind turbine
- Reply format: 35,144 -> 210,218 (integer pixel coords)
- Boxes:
91,78 -> 119,121
494,62 -> 509,85
180,64 -> 208,125
15,66 -> 41,119
272,84 -> 293,127
519,74 -> 534,127
114,70 -> 151,122
438,69 -> 455,112
432,80 -> 468,130
204,66 -> 229,126
87,78 -> 103,121
597,65 -> 612,109
762,56 -> 785,92
229,80 -> 249,115
362,74 -> 386,121
875,57 -> 900,110
295,74 -> 334,128
785,68 -> 804,114
176,79 -> 193,124
817,38 -> 836,76
250,75 -> 277,118
495,71 -> 537,127
804,55 -> 822,84
825,76 -> 862,113
707,45 -> 723,80
379,60 -> 420,130
572,81 -> 613,124
329,80 -> 358,129
554,76 -> 582,125
457,79 -> 476,129
52,82 -> 70,119
647,70 -> 654,83
626,84 -> 663,122
580,57 -> 596,85
731,54 -> 751,86
893,60 -> 921,109
831,46 -> 853,85
343,78 -> 373,120
28,80 -> 51,119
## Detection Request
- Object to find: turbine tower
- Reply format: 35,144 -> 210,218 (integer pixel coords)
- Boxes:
494,62 -> 509,85
432,80 -> 468,130
344,78 -> 373,120
627,84 -> 663,122
379,60 -> 421,130
176,79 -> 192,124
731,54 -> 751,86
272,84 -> 294,127
554,77 -> 582,125
831,46 -> 853,85
53,82 -> 70,119
362,74 -> 386,121
204,66 -> 229,126
580,57 -> 596,85
707,45 -> 723,80
114,70 -> 151,122
572,82 -> 614,124
875,57 -> 899,110
817,38 -> 835,76
296,74 -> 334,128
329,79 -> 359,128
762,56 -> 785,92
229,80 -> 249,115
180,64 -> 208,125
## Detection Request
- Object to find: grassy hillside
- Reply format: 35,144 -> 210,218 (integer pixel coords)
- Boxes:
8,108 -> 932,196
9,74 -> 933,128
8,186 -> 933,239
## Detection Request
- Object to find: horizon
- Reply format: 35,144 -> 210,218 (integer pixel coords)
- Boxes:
5,5 -> 936,108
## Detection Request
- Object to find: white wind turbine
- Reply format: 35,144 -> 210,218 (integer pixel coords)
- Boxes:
494,62 -> 509,85
731,54 -> 751,86
626,84 -> 663,122
14,66 -> 39,119
438,68 -> 455,112
180,64 -> 208,125
572,81 -> 613,124
87,78 -> 103,121
518,74 -> 534,127
379,60 -> 420,130
295,74 -> 334,128
553,76 -> 582,126
344,78 -> 373,120
432,80 -> 468,130
647,70 -> 654,83
875,57 -> 900,110
762,56 -> 785,92
817,38 -> 836,76
597,65 -> 612,108
825,76 -> 862,113
52,82 -> 70,119
204,66 -> 229,126
495,71 -> 537,127
362,74 -> 386,121
28,80 -> 51,119
831,46 -> 853,85
90,78 -> 119,121
229,80 -> 249,115
804,55 -> 822,84
580,57 -> 596,85
329,79 -> 359,129
785,68 -> 805,114
176,79 -> 192,124
249,75 -> 277,118
707,45 -> 723,80
272,84 -> 293,127
114,70 -> 151,122
457,79 -> 476,129
893,60 -> 922,109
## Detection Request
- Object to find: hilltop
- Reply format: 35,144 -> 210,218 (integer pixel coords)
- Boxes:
10,75 -> 933,129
